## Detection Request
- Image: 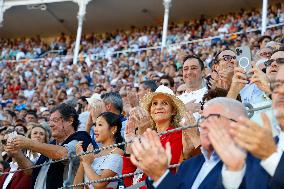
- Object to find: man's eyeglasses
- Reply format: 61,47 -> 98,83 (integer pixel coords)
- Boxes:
270,80 -> 284,93
197,114 -> 237,126
259,52 -> 272,58
217,55 -> 236,62
264,58 -> 284,67
49,117 -> 63,123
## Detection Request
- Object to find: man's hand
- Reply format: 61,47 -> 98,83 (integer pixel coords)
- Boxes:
4,141 -> 23,158
13,135 -> 33,149
227,67 -> 248,99
130,129 -> 171,181
230,113 -> 277,160
249,67 -> 271,94
185,100 -> 202,113
207,117 -> 246,171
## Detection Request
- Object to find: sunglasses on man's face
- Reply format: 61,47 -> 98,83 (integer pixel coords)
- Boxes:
264,58 -> 284,67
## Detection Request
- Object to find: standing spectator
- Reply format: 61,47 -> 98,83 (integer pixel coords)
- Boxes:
178,55 -> 207,114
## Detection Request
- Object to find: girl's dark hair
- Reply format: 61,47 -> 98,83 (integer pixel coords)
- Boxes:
97,112 -> 124,150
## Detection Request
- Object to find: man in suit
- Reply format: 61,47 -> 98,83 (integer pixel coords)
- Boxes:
214,48 -> 284,189
130,97 -> 247,189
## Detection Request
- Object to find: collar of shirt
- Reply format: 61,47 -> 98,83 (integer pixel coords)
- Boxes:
278,131 -> 284,151
9,161 -> 18,171
178,87 -> 208,104
200,147 -> 220,162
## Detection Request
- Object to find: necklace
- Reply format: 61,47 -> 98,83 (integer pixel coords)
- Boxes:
96,147 -> 117,169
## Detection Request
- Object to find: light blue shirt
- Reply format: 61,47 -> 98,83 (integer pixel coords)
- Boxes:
240,83 -> 267,104
191,148 -> 220,189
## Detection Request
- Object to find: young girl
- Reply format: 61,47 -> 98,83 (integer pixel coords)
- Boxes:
74,112 -> 124,189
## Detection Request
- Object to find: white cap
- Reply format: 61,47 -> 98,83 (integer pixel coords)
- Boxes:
86,93 -> 102,105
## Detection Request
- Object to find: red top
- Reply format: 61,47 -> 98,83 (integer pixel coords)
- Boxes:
0,168 -> 32,189
123,126 -> 183,188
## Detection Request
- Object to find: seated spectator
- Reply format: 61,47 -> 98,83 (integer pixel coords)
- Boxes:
74,112 -> 124,189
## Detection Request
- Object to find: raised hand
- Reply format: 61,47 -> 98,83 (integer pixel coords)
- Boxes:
249,66 -> 271,94
130,129 -> 171,181
227,67 -> 248,99
129,107 -> 152,135
76,142 -> 94,165
180,111 -> 200,159
13,135 -> 33,149
89,100 -> 106,122
127,91 -> 139,108
207,117 -> 246,171
185,100 -> 202,113
230,113 -> 277,160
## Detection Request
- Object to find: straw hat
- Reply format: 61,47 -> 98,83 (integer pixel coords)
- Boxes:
140,85 -> 186,127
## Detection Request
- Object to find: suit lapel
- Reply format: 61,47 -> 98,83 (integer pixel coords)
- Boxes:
198,160 -> 222,189
186,155 -> 205,188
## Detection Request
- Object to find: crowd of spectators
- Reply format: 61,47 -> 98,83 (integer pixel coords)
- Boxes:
0,1 -> 284,189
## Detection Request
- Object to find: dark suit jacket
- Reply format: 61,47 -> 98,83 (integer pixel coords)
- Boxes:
0,168 -> 32,189
270,152 -> 284,189
216,137 -> 283,189
146,154 -> 223,189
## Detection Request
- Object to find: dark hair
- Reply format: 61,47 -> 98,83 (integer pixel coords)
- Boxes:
202,88 -> 241,105
212,48 -> 235,65
101,92 -> 123,114
183,55 -> 205,70
258,35 -> 272,44
160,75 -> 174,88
143,80 -> 158,92
50,103 -> 80,131
79,96 -> 88,103
97,112 -> 124,150
0,160 -> 10,170
26,110 -> 38,119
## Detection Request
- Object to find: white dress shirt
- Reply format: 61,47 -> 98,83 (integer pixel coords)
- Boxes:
178,87 -> 208,104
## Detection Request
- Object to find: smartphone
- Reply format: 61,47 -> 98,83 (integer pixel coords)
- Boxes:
236,46 -> 252,76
